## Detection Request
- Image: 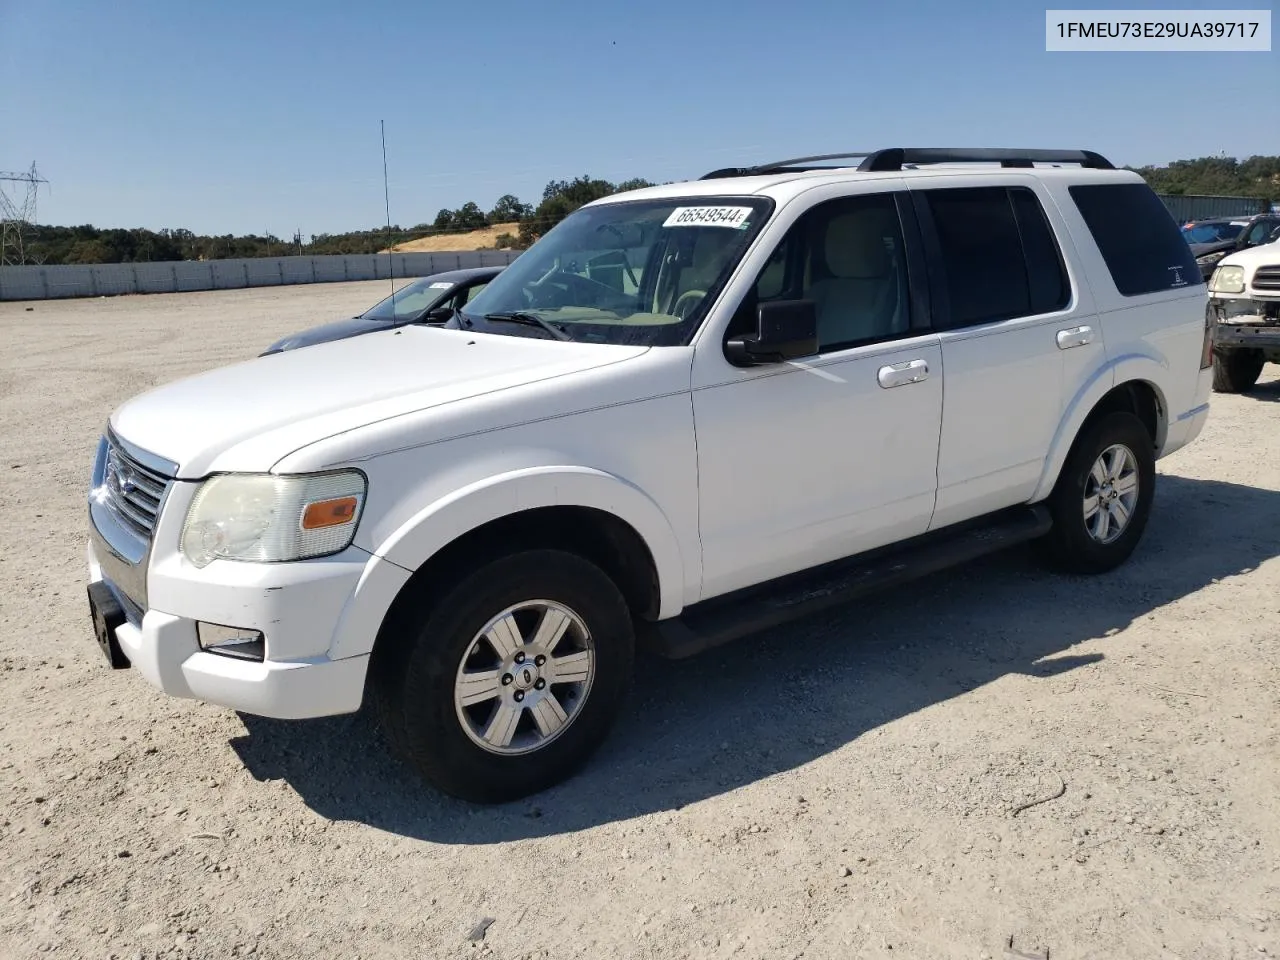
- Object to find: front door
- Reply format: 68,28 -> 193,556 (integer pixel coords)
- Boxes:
692,189 -> 944,601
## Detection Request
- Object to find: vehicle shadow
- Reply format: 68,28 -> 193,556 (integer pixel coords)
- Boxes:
1244,371 -> 1280,402
230,474 -> 1280,843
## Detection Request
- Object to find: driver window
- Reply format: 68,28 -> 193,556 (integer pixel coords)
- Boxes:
1245,221 -> 1273,246
742,193 -> 910,353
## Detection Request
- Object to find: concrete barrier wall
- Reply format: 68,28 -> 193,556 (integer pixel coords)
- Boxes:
0,249 -> 522,301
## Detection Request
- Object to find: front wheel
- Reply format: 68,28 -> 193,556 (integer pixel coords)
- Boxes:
1212,347 -> 1264,393
372,549 -> 635,803
1035,411 -> 1155,575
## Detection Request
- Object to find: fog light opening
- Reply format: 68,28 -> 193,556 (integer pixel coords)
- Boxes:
197,623 -> 266,661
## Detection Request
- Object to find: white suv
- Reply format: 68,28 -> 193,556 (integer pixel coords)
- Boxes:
86,147 -> 1214,802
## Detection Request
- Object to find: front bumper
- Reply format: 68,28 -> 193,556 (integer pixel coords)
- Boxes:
88,539 -> 377,719
1209,296 -> 1280,350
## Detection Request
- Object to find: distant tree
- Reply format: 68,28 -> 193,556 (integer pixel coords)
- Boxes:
488,194 -> 532,223
520,175 -> 641,245
1129,155 -> 1280,204
615,177 -> 655,193
433,208 -> 456,230
492,232 -> 520,249
453,201 -> 489,231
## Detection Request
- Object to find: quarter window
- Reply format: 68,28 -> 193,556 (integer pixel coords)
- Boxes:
1068,182 -> 1202,296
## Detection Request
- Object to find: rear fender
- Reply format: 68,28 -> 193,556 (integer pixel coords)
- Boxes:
1031,353 -> 1169,503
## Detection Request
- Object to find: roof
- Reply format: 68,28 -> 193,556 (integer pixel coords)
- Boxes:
587,147 -> 1139,209
598,165 -> 1142,209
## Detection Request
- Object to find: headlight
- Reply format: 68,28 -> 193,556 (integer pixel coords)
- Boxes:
1209,265 -> 1246,294
1196,250 -> 1228,267
181,470 -> 366,568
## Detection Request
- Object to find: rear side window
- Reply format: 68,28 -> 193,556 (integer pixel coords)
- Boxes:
925,187 -> 1030,326
1068,183 -> 1202,296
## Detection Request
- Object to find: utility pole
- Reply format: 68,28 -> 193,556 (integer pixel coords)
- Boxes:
0,163 -> 49,265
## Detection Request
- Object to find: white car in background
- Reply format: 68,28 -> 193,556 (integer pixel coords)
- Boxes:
1206,237 -> 1280,392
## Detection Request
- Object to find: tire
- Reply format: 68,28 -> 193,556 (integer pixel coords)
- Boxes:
1035,411 -> 1155,575
1211,348 -> 1264,393
371,549 -> 634,803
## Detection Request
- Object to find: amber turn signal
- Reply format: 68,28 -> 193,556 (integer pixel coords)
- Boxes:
301,496 -> 359,530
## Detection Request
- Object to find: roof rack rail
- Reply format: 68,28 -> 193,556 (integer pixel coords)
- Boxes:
698,147 -> 1114,180
856,148 -> 1114,171
699,152 -> 875,180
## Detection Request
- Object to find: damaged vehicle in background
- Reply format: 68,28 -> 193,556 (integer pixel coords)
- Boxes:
1207,237 -> 1280,393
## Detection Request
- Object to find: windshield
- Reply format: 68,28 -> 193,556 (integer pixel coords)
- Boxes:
460,197 -> 772,346
360,277 -> 456,321
1182,222 -> 1247,245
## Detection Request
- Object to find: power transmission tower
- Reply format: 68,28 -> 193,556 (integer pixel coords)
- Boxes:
0,163 -> 49,265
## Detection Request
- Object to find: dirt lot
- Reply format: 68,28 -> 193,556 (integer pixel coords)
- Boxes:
1,281 -> 1278,960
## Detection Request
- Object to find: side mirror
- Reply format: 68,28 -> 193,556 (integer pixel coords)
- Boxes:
725,299 -> 818,367
424,307 -> 455,324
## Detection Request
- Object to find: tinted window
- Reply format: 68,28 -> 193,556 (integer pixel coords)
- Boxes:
1069,183 -> 1202,296
925,187 -> 1030,326
1244,221 -> 1274,245
751,192 -> 911,352
1010,187 -> 1070,314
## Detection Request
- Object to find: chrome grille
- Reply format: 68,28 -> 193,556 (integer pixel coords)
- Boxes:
103,437 -> 173,539
1252,265 -> 1280,292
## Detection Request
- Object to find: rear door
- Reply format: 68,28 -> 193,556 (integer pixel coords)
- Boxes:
909,178 -> 1099,530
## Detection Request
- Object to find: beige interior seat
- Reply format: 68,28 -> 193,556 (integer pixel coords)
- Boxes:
807,210 -> 906,346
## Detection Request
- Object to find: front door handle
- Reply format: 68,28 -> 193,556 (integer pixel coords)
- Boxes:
877,358 -> 929,389
1056,325 -> 1095,350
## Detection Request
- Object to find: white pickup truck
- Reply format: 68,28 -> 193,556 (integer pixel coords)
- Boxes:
87,147 -> 1213,802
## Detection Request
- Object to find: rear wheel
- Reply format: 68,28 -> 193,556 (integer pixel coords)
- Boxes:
371,549 -> 634,803
1212,347 -> 1264,393
1036,411 -> 1155,574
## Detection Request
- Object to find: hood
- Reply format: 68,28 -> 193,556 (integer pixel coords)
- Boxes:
263,315 -> 398,354
111,325 -> 648,478
1189,240 -> 1237,258
1218,238 -> 1280,272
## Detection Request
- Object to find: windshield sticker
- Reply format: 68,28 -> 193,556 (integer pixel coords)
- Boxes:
427,281 -> 454,289
663,206 -> 753,229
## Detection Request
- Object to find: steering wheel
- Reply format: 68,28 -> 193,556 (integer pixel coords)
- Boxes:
527,270 -> 632,311
672,289 -> 706,320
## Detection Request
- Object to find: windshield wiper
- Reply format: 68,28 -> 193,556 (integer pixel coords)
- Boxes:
482,311 -> 573,341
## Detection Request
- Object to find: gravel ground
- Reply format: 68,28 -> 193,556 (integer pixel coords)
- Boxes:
1,281 -> 1278,960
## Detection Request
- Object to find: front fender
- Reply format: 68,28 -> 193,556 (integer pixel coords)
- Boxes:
1030,352 -> 1170,503
370,465 -> 687,626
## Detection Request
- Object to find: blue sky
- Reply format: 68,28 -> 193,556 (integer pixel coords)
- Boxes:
1,0 -> 1276,237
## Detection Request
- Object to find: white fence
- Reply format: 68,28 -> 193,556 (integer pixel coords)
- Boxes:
0,249 -> 522,301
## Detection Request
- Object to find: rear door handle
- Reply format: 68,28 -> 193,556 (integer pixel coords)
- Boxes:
1056,325 -> 1095,350
877,358 -> 929,389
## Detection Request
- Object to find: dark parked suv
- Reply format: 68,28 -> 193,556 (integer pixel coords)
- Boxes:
1183,215 -> 1280,280
260,266 -> 505,355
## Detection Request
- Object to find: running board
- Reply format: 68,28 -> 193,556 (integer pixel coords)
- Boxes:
643,505 -> 1052,659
